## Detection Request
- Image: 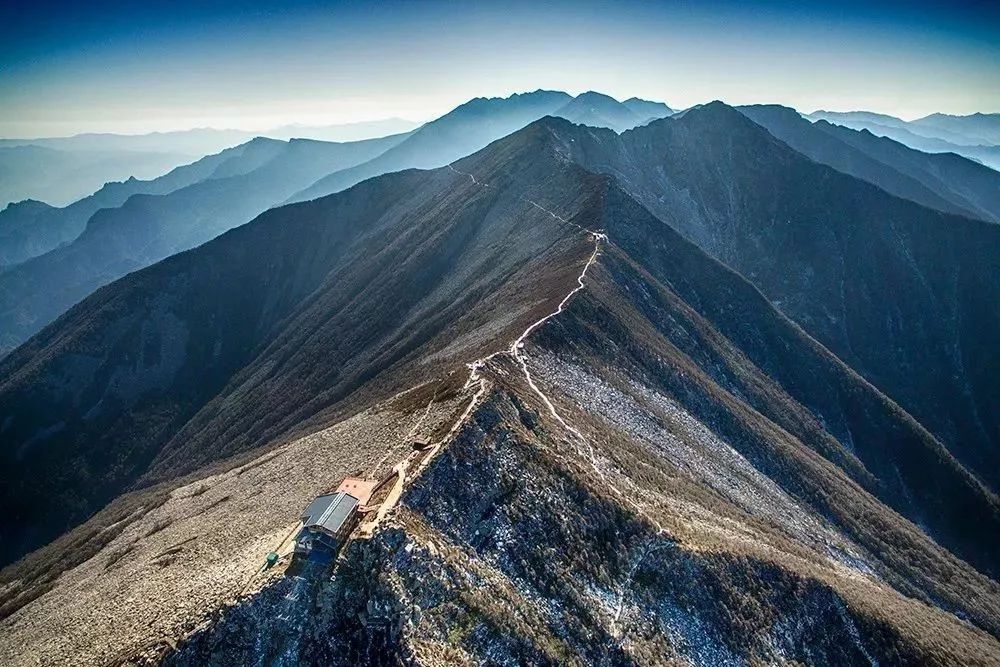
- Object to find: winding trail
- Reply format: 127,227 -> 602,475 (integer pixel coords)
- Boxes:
447,163 -> 664,524
442,164 -> 672,657
442,163 -> 607,456
509,238 -> 604,467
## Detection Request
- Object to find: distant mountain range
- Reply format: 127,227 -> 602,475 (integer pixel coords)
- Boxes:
0,91 -> 674,354
0,138 -> 291,267
807,110 -> 1000,170
2,103 -> 998,664
0,118 -> 422,159
0,133 -> 411,354
0,144 -> 194,208
0,118 -> 422,208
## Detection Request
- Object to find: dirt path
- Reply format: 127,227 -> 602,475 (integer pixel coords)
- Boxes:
448,161 -> 676,651
359,460 -> 409,537
356,164 -> 671,643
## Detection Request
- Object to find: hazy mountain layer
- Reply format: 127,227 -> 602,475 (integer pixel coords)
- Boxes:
290,91 -> 672,204
913,112 -> 1000,145
0,137 -> 289,267
0,144 -> 191,209
807,110 -> 1000,171
0,133 -> 409,355
623,96 -> 675,120
290,90 -> 574,202
552,91 -> 659,133
740,104 -> 1000,223
0,119 -> 422,160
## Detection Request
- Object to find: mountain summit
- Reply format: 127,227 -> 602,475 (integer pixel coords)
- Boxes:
552,91 -> 672,132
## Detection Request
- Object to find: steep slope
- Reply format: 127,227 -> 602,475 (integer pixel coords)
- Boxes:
0,127 -> 603,566
0,137 -> 288,267
587,184 -> 999,577
0,133 -> 409,355
740,104 -> 1000,222
4,137 -> 997,665
533,107 -> 1000,492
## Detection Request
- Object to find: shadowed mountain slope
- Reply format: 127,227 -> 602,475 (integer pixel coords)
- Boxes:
0,137 -> 289,268
740,104 -> 1000,223
0,127 -> 603,566
0,133 -> 409,355
587,183 -> 999,579
529,106 -> 1000,492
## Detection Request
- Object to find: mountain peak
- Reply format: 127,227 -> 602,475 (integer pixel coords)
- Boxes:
554,92 -> 645,132
674,100 -> 752,127
574,90 -> 622,103
2,198 -> 54,215
622,96 -> 674,118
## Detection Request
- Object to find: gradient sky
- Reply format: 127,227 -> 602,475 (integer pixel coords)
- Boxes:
2,0 -> 998,137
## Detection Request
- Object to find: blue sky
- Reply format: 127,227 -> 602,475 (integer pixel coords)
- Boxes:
2,0 -> 998,137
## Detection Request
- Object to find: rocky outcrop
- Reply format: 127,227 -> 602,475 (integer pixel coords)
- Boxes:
167,375 -> 1000,665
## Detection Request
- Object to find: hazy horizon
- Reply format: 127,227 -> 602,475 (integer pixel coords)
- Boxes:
0,116 -> 426,141
3,0 -> 998,138
2,89 -> 998,141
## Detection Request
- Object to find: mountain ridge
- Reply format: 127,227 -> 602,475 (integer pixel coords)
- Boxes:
0,132 -> 412,355
527,102 -> 1000,493
807,109 -> 1000,169
2,114 -> 999,663
740,103 -> 1000,223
